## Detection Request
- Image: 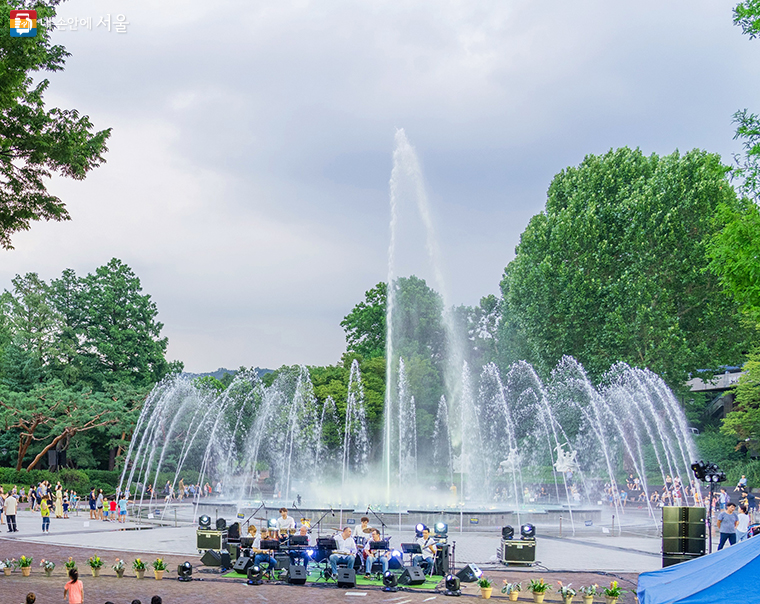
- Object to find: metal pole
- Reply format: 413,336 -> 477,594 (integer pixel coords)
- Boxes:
707,481 -> 715,554
559,515 -> 563,538
611,514 -> 615,536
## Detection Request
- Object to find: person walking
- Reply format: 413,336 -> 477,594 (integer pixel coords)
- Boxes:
717,502 -> 739,550
63,568 -> 84,604
40,498 -> 50,533
737,505 -> 750,541
5,491 -> 18,532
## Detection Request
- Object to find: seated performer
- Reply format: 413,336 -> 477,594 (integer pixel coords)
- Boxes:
329,526 -> 357,575
276,507 -> 296,533
364,528 -> 390,577
413,527 -> 437,575
288,524 -> 312,569
354,516 -> 371,537
252,527 -> 278,570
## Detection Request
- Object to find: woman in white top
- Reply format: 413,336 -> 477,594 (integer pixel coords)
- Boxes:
737,505 -> 750,541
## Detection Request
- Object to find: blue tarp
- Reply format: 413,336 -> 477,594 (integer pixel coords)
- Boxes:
638,536 -> 760,604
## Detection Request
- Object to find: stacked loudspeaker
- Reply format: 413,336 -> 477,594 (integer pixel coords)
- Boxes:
662,507 -> 706,567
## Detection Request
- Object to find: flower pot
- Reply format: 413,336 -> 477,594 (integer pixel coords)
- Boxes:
21,567 -> 31,577
90,567 -> 101,577
116,569 -> 124,578
582,597 -> 594,604
605,598 -> 618,604
135,569 -> 145,579
564,597 -> 574,604
532,594 -> 545,603
509,592 -> 520,601
44,569 -> 54,577
154,569 -> 165,580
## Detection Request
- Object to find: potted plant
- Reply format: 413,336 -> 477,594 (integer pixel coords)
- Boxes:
558,581 -> 577,604
502,581 -> 522,601
478,577 -> 493,599
603,581 -> 625,604
528,578 -> 552,603
133,558 -> 146,579
40,559 -> 56,577
152,558 -> 167,580
87,555 -> 103,577
18,556 -> 33,577
64,558 -> 77,572
1,559 -> 14,576
112,559 -> 126,578
580,584 -> 599,604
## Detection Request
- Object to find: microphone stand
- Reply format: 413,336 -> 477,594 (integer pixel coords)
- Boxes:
314,506 -> 336,537
243,500 -> 266,531
367,505 -> 388,541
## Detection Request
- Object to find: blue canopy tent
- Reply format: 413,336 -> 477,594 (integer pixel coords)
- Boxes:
638,536 -> 760,604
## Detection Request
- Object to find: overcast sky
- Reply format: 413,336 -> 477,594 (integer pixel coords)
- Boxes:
1,0 -> 758,372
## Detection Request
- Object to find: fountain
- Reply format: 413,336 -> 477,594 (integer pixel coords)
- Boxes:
118,130 -> 701,535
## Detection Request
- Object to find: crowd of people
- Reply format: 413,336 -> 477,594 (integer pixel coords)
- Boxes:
1,481 -> 80,533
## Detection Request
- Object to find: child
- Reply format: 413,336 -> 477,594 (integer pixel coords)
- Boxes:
63,490 -> 69,519
118,493 -> 128,524
103,497 -> 109,521
64,568 -> 83,604
40,498 -> 50,533
109,497 -> 117,521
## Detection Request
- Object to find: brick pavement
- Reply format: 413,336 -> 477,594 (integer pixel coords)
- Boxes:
0,540 -> 639,604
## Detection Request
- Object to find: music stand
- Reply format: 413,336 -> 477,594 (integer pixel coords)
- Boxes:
289,535 -> 308,546
259,539 -> 280,551
401,543 -> 422,567
369,540 -> 389,550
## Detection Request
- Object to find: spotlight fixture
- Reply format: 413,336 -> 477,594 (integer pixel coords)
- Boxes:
444,574 -> 461,596
520,523 -> 536,540
177,561 -> 192,582
382,570 -> 398,592
198,515 -> 211,529
415,523 -> 427,537
247,565 -> 263,585
392,550 -> 402,559
216,518 -> 227,531
435,522 -> 448,538
501,525 -> 514,540
692,460 -> 727,484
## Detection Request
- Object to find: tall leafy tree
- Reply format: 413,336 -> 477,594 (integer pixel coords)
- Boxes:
0,0 -> 111,248
500,147 -> 755,386
341,282 -> 387,359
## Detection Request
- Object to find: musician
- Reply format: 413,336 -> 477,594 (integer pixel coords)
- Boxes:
288,524 -> 312,570
354,516 -> 371,538
363,528 -> 390,577
276,507 -> 296,532
252,527 -> 278,570
412,527 -> 437,575
329,526 -> 357,575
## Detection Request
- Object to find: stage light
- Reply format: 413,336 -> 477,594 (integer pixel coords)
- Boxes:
247,565 -> 263,585
177,561 -> 192,582
198,515 -> 211,529
501,525 -> 514,540
307,549 -> 314,557
520,524 -> 536,539
267,518 -> 278,529
415,523 -> 426,537
382,570 -> 398,592
392,550 -> 402,558
691,461 -> 706,481
216,518 -> 227,531
444,574 -> 461,596
435,522 -> 448,537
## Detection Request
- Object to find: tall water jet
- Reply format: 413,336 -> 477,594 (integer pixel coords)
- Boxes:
342,360 -> 370,491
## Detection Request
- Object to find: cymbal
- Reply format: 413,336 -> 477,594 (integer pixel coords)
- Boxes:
362,528 -> 373,533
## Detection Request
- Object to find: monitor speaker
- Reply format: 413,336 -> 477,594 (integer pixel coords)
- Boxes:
336,568 -> 356,588
288,564 -> 308,585
456,564 -> 482,583
219,549 -> 232,569
232,556 -> 253,574
434,543 -> 450,575
200,549 -> 221,566
399,566 -> 427,585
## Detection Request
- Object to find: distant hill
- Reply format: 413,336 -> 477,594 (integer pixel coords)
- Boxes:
183,367 -> 273,380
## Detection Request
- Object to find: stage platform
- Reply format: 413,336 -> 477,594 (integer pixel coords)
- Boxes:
223,567 -> 444,589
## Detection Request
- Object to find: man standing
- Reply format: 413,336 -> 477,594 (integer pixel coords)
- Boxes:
717,502 -> 739,550
413,527 -> 437,575
329,527 -> 357,575
5,491 -> 18,532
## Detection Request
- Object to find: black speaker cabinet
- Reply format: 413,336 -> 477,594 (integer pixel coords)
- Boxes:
219,549 -> 232,569
200,549 -> 221,566
662,507 -> 706,558
434,543 -> 450,575
502,539 -> 536,565
274,553 -> 291,570
662,522 -> 706,539
228,543 -> 240,561
336,568 -> 356,588
456,564 -> 482,583
232,556 -> 253,574
197,529 -> 228,551
662,507 -> 706,524
662,537 -> 706,555
288,564 -> 308,585
399,566 -> 426,585
663,553 -> 701,568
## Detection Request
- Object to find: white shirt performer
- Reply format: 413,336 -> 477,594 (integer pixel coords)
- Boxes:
329,527 -> 358,575
276,507 -> 296,532
413,528 -> 437,574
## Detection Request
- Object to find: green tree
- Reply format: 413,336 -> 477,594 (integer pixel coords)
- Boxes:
500,147 -> 755,386
734,0 -> 760,39
341,282 -> 387,359
0,0 -> 110,249
3,272 -> 59,367
721,348 -> 760,446
77,258 -> 171,387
